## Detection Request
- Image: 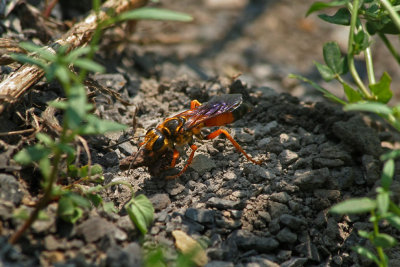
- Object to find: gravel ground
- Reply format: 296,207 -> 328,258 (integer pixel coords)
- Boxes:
1,0 -> 400,266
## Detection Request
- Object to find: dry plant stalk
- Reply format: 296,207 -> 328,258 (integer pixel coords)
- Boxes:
0,0 -> 148,114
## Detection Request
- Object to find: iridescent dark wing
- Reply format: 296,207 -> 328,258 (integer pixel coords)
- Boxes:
180,94 -> 243,131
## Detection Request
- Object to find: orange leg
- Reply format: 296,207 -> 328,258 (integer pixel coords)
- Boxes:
166,144 -> 198,179
170,149 -> 180,168
206,129 -> 262,165
190,100 -> 202,110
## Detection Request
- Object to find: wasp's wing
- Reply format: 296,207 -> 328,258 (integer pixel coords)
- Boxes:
182,94 -> 243,131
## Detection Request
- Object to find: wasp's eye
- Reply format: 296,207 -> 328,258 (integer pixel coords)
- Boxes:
152,135 -> 165,151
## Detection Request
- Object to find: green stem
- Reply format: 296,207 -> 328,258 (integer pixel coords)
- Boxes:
378,32 -> 400,65
364,45 -> 376,84
9,149 -> 62,244
380,0 -> 400,32
347,0 -> 372,98
371,210 -> 387,267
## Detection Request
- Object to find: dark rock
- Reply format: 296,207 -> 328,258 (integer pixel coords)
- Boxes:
269,192 -> 290,204
205,261 -> 234,267
99,151 -> 119,167
149,193 -> 171,211
185,208 -> 215,224
280,257 -> 308,267
215,217 -> 242,229
76,216 -> 121,243
117,215 -> 135,233
166,183 -> 185,196
268,201 -> 289,218
105,242 -> 141,267
227,230 -> 279,252
313,157 -> 344,168
190,154 -> 216,175
362,155 -> 381,185
313,189 -> 340,201
206,197 -> 245,210
331,167 -> 356,190
295,241 -> 320,262
293,168 -> 330,190
279,214 -> 306,230
0,174 -> 23,205
279,150 -> 299,166
276,227 -> 297,243
332,116 -> 382,156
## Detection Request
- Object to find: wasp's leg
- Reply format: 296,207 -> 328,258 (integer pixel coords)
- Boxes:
166,144 -> 198,179
206,129 -> 262,165
170,149 -> 180,168
190,100 -> 202,110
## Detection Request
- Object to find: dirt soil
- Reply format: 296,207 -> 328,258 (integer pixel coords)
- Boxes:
1,0 -> 400,266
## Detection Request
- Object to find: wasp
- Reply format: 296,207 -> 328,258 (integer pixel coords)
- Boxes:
130,94 -> 262,179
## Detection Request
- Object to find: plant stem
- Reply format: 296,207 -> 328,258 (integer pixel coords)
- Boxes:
371,210 -> 387,267
378,32 -> 400,65
9,150 -> 62,244
380,0 -> 400,32
364,46 -> 376,84
347,0 -> 372,98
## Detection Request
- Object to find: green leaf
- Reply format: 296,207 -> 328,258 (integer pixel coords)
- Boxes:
56,143 -> 75,157
344,102 -> 392,115
80,115 -> 127,135
49,100 -> 68,110
372,233 -> 398,248
369,72 -> 392,103
18,42 -> 56,61
103,202 -> 118,214
39,158 -> 52,181
318,8 -> 351,25
90,164 -> 103,175
54,65 -> 71,84
72,59 -> 105,73
288,74 -> 346,105
125,194 -> 154,235
116,7 -> 193,22
352,246 -> 380,265
380,149 -> 400,161
377,190 -> 390,215
11,53 -> 48,70
306,0 -> 348,16
343,83 -> 362,102
36,133 -> 54,146
86,193 -> 103,207
381,159 -> 394,190
384,212 -> 400,230
323,42 -> 345,74
358,230 -> 372,239
68,192 -> 92,209
58,195 -> 76,222
64,47 -> 92,62
14,144 -> 51,164
330,198 -> 376,214
353,30 -> 370,54
314,61 -> 335,81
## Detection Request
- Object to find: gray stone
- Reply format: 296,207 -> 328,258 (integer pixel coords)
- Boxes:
185,208 -> 215,224
105,242 -> 141,267
332,116 -> 382,156
149,193 -> 171,211
205,261 -> 234,267
0,174 -> 23,205
280,257 -> 308,267
243,164 -> 275,182
118,142 -> 136,156
76,216 -> 120,243
268,201 -> 289,218
276,227 -> 297,243
206,197 -> 245,210
190,154 -> 216,175
279,150 -> 299,166
313,189 -> 340,201
0,201 -> 15,220
245,257 -> 280,267
227,230 -> 279,252
279,214 -> 306,229
117,215 -> 135,232
44,235 -> 64,251
362,155 -> 380,185
313,158 -> 344,168
293,168 -> 330,190
331,167 -> 356,190
295,241 -> 320,262
270,192 -> 290,204
166,182 -> 185,196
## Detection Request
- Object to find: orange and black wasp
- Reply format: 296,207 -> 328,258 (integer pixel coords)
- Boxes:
130,94 -> 262,179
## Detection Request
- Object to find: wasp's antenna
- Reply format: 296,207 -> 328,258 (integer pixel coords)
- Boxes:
105,135 -> 146,149
126,141 -> 147,176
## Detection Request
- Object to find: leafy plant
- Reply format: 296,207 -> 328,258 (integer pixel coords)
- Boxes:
9,0 -> 193,244
292,0 -> 400,266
